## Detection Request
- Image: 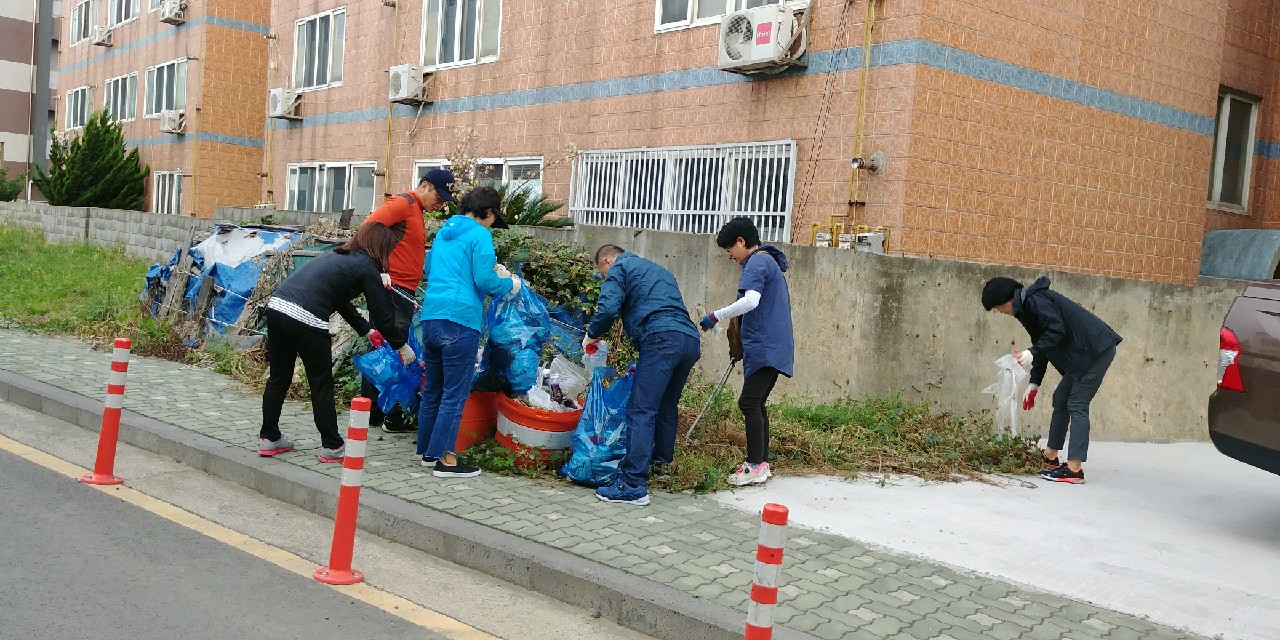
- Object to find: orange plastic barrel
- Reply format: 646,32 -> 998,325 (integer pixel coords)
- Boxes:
455,391 -> 498,453
495,394 -> 582,468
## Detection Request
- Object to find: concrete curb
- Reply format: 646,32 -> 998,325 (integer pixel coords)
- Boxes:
0,370 -> 822,640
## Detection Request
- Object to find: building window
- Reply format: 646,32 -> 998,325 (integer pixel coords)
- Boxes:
107,0 -> 138,27
144,59 -> 187,117
154,171 -> 183,215
657,0 -> 774,30
293,8 -> 346,91
70,0 -> 96,43
103,73 -> 137,122
422,0 -> 501,68
287,162 -> 377,214
149,0 -> 162,11
66,86 -> 92,130
1209,90 -> 1259,211
569,140 -> 795,242
476,158 -> 543,196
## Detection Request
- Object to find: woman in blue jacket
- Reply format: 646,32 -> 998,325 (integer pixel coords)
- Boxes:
417,186 -> 518,478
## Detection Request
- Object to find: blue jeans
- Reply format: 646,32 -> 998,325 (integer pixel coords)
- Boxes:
416,319 -> 481,459
619,331 -> 701,487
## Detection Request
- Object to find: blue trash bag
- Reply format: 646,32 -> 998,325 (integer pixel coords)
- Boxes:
547,303 -> 588,362
558,367 -> 634,488
353,326 -> 425,415
484,285 -> 552,394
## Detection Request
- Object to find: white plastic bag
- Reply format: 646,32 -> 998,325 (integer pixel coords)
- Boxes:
525,385 -> 560,411
981,354 -> 1030,436
548,355 -> 589,400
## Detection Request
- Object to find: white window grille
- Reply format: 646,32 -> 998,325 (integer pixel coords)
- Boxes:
293,8 -> 346,91
422,0 -> 501,69
477,157 -> 542,196
570,140 -> 795,243
149,0 -> 162,11
656,0 -> 775,30
154,171 -> 183,215
103,73 -> 136,122
65,86 -> 92,130
287,162 -> 377,214
107,0 -> 138,27
1209,89 -> 1259,211
70,0 -> 96,43
144,59 -> 186,116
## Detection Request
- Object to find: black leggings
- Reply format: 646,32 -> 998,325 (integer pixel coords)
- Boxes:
739,367 -> 781,465
260,309 -> 343,449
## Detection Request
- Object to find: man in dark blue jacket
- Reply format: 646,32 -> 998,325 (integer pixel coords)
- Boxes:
585,245 -> 701,506
983,276 -> 1122,484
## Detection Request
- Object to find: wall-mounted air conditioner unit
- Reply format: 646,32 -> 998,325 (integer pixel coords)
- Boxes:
91,25 -> 112,47
253,203 -> 276,210
716,4 -> 804,74
267,88 -> 300,119
160,0 -> 186,25
160,109 -> 185,134
388,64 -> 426,104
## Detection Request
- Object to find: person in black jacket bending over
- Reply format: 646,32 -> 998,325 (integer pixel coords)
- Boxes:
982,276 -> 1122,484
258,223 -> 412,463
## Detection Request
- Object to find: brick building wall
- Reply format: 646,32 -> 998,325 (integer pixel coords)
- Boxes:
54,0 -> 268,217
263,0 -> 1280,284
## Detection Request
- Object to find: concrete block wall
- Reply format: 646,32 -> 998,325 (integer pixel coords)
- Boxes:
528,225 -> 1245,443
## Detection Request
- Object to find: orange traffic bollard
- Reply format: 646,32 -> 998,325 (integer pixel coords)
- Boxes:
314,397 -> 371,585
80,338 -> 131,486
745,503 -> 789,640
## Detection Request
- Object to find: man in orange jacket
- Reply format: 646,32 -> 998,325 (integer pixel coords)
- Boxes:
359,169 -> 455,432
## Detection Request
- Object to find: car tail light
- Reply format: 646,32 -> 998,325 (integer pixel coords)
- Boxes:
1218,327 -> 1245,392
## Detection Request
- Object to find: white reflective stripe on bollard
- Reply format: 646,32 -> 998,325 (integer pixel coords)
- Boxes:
340,468 -> 363,487
746,602 -> 774,627
344,439 -> 367,459
112,347 -> 131,362
753,562 -> 780,587
104,394 -> 124,409
108,370 -> 128,386
757,522 -> 786,549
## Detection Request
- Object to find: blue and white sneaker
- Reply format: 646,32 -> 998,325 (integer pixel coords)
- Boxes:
596,481 -> 650,506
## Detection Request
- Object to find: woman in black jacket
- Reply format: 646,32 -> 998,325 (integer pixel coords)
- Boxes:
258,223 -> 411,463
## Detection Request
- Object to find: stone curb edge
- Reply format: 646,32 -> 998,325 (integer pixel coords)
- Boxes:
0,369 -> 823,640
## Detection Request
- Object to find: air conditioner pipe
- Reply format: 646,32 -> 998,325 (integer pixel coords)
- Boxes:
843,0 -> 878,242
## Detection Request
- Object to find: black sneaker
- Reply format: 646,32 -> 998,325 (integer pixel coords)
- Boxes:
1042,466 -> 1085,484
419,455 -> 437,466
433,459 -> 481,478
1040,457 -> 1065,475
381,419 -> 415,434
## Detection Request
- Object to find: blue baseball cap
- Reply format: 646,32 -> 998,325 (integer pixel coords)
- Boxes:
420,168 -> 457,204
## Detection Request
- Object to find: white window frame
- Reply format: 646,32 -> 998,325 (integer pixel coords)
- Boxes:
153,171 -> 183,215
106,0 -> 138,28
148,0 -> 162,12
655,0 -> 791,32
70,0 -> 96,44
1208,90 -> 1260,213
475,157 -> 543,196
65,86 -> 92,130
103,72 -> 137,123
420,0 -> 502,70
569,140 -> 796,243
144,58 -> 187,118
292,8 -> 346,92
286,161 -> 378,214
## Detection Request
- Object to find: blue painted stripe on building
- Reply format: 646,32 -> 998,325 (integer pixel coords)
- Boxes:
126,131 -> 264,149
1255,139 -> 1280,159
60,15 -> 269,75
270,38 -> 1218,138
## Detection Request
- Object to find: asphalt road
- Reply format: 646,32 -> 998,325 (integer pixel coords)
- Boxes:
0,447 -> 438,640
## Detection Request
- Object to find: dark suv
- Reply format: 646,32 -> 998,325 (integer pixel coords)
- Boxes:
1209,281 -> 1280,476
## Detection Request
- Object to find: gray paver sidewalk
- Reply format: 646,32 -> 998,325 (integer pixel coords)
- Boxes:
0,327 -> 1205,640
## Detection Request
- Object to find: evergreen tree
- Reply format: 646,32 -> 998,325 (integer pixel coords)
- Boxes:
0,168 -> 23,201
33,109 -> 149,209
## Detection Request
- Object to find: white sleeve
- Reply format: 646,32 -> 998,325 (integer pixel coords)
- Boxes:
713,290 -> 761,321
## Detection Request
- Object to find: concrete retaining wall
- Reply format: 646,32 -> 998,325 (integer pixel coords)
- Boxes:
0,199 -> 1245,442
528,226 -> 1246,443
0,202 -> 330,262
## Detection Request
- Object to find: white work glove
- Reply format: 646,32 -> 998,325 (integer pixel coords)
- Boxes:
494,264 -> 512,279
398,344 -> 416,366
1022,383 -> 1038,411
380,273 -> 392,289
1015,349 -> 1034,368
582,335 -> 601,351
506,275 -> 522,298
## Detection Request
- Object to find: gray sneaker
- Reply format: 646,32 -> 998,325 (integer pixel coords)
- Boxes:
258,436 -> 295,457
317,445 -> 345,463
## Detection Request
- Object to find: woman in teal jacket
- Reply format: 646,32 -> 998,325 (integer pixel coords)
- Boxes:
416,187 -> 518,478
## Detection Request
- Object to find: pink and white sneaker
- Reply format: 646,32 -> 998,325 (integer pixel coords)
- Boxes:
727,461 -> 771,487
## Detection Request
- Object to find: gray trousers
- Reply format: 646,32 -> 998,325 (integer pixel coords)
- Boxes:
1047,346 -> 1116,462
